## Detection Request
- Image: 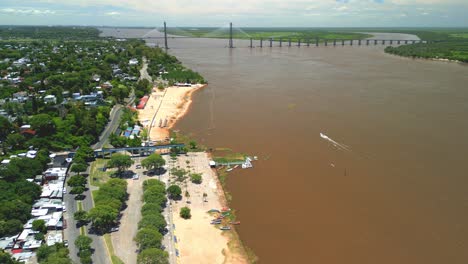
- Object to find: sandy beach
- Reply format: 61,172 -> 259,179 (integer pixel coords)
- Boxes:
169,152 -> 248,264
137,85 -> 249,263
137,84 -> 206,142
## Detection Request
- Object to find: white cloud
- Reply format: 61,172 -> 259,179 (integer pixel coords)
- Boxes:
0,8 -> 55,15
105,11 -> 120,16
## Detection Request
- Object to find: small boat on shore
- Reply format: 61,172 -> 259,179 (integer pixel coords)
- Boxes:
211,221 -> 222,225
230,221 -> 241,225
233,165 -> 239,169
220,226 -> 231,230
226,167 -> 233,172
221,207 -> 231,212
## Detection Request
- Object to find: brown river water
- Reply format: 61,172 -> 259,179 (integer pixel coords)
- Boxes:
101,28 -> 468,264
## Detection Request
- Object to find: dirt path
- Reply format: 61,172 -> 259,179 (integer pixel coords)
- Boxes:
111,160 -> 146,264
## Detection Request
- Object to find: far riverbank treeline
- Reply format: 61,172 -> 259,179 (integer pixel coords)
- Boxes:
383,29 -> 468,62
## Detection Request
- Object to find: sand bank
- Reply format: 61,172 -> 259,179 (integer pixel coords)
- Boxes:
170,153 -> 248,264
137,84 -> 206,142
137,85 -> 249,263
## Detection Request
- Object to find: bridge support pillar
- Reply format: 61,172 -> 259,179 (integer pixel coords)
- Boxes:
298,39 -> 301,47
358,39 -> 361,46
397,40 -> 400,44
350,39 -> 353,46
260,38 -> 263,48
228,22 -> 233,48
324,40 -> 327,46
289,38 -> 292,47
279,38 -> 282,47
342,40 -> 345,46
382,40 -> 385,45
405,40 -> 408,44
366,39 -> 369,45
270,38 -> 273,47
316,38 -> 319,47
390,40 -> 393,45
374,40 -> 378,45
164,21 -> 168,50
307,39 -> 310,47
333,39 -> 336,46
249,38 -> 253,48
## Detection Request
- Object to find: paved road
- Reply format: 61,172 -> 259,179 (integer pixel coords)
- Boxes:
62,185 -> 79,263
92,105 -> 123,150
63,169 -> 111,264
139,57 -> 152,82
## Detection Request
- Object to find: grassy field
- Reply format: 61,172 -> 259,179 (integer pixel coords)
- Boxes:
89,158 -> 114,187
166,27 -> 371,42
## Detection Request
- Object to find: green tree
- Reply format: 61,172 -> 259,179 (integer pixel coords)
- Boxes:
32,219 -> 47,233
74,210 -> 89,226
75,145 -> 95,162
0,250 -> 20,264
70,186 -> 86,197
141,153 -> 166,173
34,232 -> 45,241
138,213 -> 167,233
167,185 -> 182,200
71,163 -> 87,175
74,235 -> 93,251
180,207 -> 191,219
190,173 -> 202,184
141,203 -> 163,215
108,154 -> 134,175
30,113 -> 56,137
67,175 -> 86,187
87,205 -> 118,232
137,248 -> 169,264
189,140 -> 197,149
111,84 -> 129,103
5,133 -> 25,151
0,116 -> 13,140
134,228 -> 163,250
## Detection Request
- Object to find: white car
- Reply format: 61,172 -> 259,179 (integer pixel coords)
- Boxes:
62,188 -> 67,194
132,174 -> 139,180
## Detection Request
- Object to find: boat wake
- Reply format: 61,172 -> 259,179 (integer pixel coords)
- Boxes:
320,133 -> 351,152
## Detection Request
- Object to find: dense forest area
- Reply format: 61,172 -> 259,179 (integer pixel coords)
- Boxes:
0,151 -> 49,237
0,26 -> 100,40
383,29 -> 468,62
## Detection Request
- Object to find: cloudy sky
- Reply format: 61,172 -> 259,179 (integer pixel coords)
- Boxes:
0,0 -> 467,27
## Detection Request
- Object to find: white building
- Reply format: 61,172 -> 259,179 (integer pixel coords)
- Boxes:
44,95 -> 57,104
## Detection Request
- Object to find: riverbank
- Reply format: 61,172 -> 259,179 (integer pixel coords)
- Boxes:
137,84 -> 250,263
169,152 -> 249,264
137,84 -> 206,142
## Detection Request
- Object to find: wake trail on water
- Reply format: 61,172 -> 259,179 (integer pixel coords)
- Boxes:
320,133 -> 352,152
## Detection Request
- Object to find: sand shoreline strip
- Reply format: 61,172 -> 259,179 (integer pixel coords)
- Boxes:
138,84 -> 250,263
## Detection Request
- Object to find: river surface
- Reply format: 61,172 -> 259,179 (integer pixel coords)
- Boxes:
101,28 -> 468,264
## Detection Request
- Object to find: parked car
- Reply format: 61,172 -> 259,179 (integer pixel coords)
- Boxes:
132,174 -> 139,180
136,165 -> 142,169
63,240 -> 69,247
110,227 -> 119,232
62,188 -> 66,194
